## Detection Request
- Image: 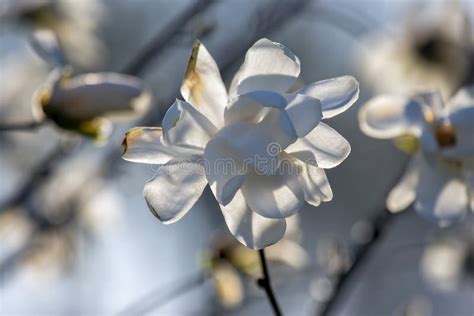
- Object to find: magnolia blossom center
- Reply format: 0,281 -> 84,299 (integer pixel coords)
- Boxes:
435,122 -> 456,148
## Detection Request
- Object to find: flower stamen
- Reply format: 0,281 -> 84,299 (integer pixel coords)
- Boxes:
435,122 -> 456,148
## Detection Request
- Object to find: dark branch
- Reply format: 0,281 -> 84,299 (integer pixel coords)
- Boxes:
0,120 -> 44,132
257,249 -> 283,316
121,0 -> 216,75
318,158 -> 412,316
0,143 -> 75,212
319,209 -> 396,316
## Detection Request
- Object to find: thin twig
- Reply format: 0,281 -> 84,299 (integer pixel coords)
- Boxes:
0,120 -> 44,132
257,249 -> 283,316
318,158 -> 412,316
117,272 -> 208,316
319,208 -> 397,316
0,142 -> 75,212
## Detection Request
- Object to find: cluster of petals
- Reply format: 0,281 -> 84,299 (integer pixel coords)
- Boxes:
123,38 -> 359,249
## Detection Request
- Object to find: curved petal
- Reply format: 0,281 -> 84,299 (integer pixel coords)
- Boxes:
210,108 -> 297,176
415,158 -> 468,226
44,72 -> 151,121
286,122 -> 350,169
204,137 -> 246,205
284,94 -> 322,137
122,127 -> 202,164
241,162 -> 305,219
224,90 -> 288,125
286,153 -> 332,207
442,107 -> 474,159
220,190 -> 287,250
446,85 -> 474,112
180,40 -> 228,127
386,156 -> 420,213
228,38 -> 300,98
359,95 -> 426,139
30,29 -> 66,67
296,76 -> 359,119
162,99 -> 218,150
144,160 -> 207,224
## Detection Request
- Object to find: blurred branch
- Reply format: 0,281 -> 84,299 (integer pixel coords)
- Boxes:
0,208 -> 78,283
257,249 -> 282,316
318,159 -> 412,316
0,142 -> 75,212
0,120 -> 45,132
304,3 -> 392,42
117,272 -> 208,315
319,209 -> 398,316
121,0 -> 216,76
0,0 -> 218,215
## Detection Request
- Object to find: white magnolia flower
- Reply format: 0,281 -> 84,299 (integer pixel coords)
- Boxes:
122,38 -> 358,249
359,86 -> 474,226
359,1 -> 471,99
30,30 -> 151,140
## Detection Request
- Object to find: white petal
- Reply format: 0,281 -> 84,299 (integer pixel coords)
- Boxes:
284,94 -> 322,137
44,72 -> 151,121
290,156 -> 332,207
180,40 -> 228,127
225,91 -> 297,145
30,29 -> 66,66
386,156 -> 420,213
359,95 -> 426,139
415,158 -> 468,226
286,122 -> 350,169
162,99 -> 218,150
220,190 -> 287,250
204,137 -> 246,205
420,126 -> 439,155
144,160 -> 207,224
442,107 -> 474,159
296,76 -> 359,119
210,109 -> 296,176
224,90 -> 287,125
241,162 -> 305,219
446,85 -> 474,111
228,38 -> 300,98
122,127 -> 202,164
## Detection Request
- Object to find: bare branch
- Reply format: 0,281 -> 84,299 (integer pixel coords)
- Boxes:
0,120 -> 45,132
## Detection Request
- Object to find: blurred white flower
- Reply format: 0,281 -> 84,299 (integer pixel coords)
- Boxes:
1,0 -> 106,68
359,1 -> 471,99
316,238 -> 351,276
421,226 -> 474,292
19,229 -> 75,283
28,30 -> 151,140
0,209 -> 34,261
203,215 -> 307,309
33,68 -> 151,140
122,38 -> 359,249
359,86 -> 474,226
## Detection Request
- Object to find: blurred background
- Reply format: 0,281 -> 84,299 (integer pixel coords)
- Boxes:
1,0 -> 473,315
